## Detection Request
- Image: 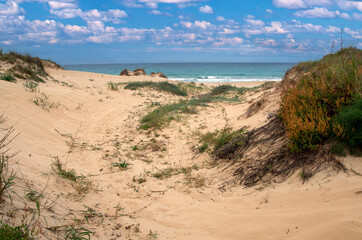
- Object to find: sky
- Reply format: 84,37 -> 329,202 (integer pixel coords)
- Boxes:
0,0 -> 361,64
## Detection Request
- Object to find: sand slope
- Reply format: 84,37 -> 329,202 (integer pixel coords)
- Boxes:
0,68 -> 361,239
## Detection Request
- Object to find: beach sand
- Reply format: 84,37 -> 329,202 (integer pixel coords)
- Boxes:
0,68 -> 361,239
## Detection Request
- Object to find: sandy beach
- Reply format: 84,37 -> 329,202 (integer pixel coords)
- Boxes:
0,67 -> 361,240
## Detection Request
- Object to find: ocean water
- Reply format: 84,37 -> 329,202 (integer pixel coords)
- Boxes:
64,62 -> 295,82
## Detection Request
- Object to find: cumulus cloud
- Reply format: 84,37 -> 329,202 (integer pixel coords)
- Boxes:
338,1 -> 362,11
265,21 -> 288,33
246,18 -> 265,26
149,10 -> 162,15
199,5 -> 213,14
180,20 -> 213,29
344,27 -> 362,39
273,0 -> 332,9
294,7 -> 336,18
216,16 -> 226,21
48,1 -> 78,10
214,37 -> 243,46
50,8 -> 128,23
352,12 -> 362,20
255,38 -> 278,47
273,0 -> 307,9
0,0 -> 23,16
122,0 -> 144,8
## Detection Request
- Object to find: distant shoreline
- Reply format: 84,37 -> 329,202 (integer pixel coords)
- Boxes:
64,62 -> 293,83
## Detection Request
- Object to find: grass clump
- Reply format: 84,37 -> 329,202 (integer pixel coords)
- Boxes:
211,85 -> 246,96
125,81 -> 187,96
334,99 -> 362,155
65,226 -> 93,240
51,158 -> 78,181
140,96 -> 239,130
198,128 -> 245,154
280,47 -> 361,152
32,93 -> 59,111
107,82 -> 119,91
0,155 -> 16,202
0,222 -> 33,240
0,51 -> 51,83
23,81 -> 38,92
112,159 -> 130,170
0,74 -> 16,83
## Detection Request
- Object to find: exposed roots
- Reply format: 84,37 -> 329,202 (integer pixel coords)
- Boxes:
214,117 -> 345,187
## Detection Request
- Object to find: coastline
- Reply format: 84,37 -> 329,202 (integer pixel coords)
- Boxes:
0,66 -> 361,239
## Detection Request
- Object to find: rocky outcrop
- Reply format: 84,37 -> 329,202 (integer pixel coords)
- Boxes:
150,72 -> 168,79
120,68 -> 168,79
133,68 -> 146,76
120,69 -> 131,76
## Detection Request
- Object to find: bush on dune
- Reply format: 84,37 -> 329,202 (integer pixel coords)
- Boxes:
125,81 -> 187,96
280,47 -> 361,152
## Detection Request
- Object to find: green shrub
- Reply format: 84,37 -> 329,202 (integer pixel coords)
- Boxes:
334,99 -> 362,154
198,128 -> 244,153
0,222 -> 32,240
140,96 -> 240,130
211,85 -> 246,96
0,74 -> 16,83
107,82 -> 119,91
0,155 -> 16,202
125,81 -> 187,96
23,81 -> 38,92
280,47 -> 362,152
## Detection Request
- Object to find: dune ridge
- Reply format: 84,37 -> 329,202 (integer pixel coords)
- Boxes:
0,63 -> 361,239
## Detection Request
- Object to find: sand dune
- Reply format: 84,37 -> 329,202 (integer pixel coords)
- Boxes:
0,68 -> 361,239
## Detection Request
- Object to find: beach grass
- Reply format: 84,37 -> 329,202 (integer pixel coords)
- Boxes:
140,96 -> 240,130
280,47 -> 361,152
125,81 -> 188,96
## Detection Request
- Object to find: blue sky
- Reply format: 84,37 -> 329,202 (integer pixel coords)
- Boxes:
0,0 -> 361,64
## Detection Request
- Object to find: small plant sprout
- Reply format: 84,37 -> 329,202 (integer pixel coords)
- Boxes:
112,159 -> 131,170
65,226 -> 93,240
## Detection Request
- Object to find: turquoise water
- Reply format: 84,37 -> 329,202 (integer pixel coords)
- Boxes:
64,62 -> 295,82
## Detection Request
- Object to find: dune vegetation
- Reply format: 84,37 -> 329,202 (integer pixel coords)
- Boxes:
280,47 -> 361,154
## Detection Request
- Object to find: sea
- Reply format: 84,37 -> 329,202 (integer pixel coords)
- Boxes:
64,62 -> 295,83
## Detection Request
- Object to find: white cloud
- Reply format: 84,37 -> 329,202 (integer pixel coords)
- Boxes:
273,0 -> 307,9
216,16 -> 225,21
265,21 -> 288,33
122,0 -> 144,8
344,27 -> 362,39
353,12 -> 362,20
338,11 -> 351,19
50,8 -> 128,23
194,20 -> 212,29
180,21 -> 192,28
302,23 -> 322,32
139,0 -> 202,3
145,2 -> 158,8
273,0 -> 332,9
48,1 -> 78,10
199,5 -> 213,14
214,37 -> 243,46
255,38 -> 278,47
219,28 -> 238,34
0,0 -> 23,16
266,9 -> 273,14
87,21 -> 105,32
246,18 -> 265,26
149,9 -> 162,15
180,20 -> 213,29
325,25 -> 340,33
338,1 -> 362,11
294,7 -> 336,18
